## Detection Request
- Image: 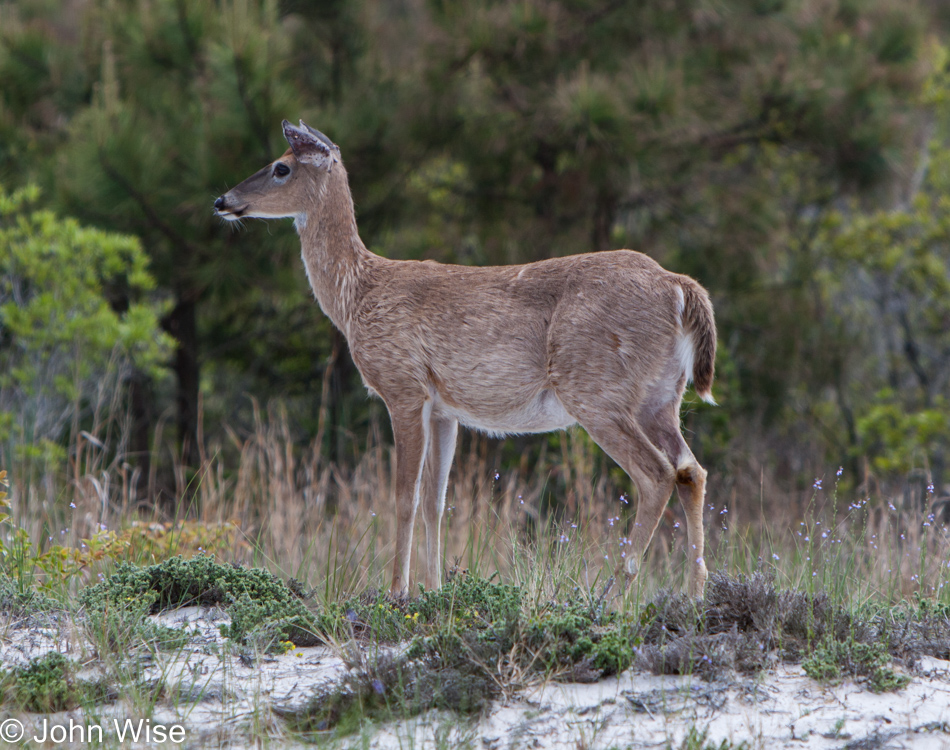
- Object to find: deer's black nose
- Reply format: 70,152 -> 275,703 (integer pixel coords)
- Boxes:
214,196 -> 226,210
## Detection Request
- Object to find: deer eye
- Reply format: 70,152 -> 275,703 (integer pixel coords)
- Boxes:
273,163 -> 290,177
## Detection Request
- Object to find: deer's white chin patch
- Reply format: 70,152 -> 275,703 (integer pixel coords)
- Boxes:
215,206 -> 248,220
219,207 -> 299,222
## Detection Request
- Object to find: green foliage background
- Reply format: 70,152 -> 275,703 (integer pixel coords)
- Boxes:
0,183 -> 172,462
0,0 -> 947,501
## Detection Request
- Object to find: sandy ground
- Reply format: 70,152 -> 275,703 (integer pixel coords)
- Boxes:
0,606 -> 948,749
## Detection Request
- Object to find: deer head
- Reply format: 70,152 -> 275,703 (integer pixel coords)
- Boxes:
213,120 -> 340,226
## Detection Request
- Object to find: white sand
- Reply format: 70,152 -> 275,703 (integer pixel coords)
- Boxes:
0,606 -> 947,749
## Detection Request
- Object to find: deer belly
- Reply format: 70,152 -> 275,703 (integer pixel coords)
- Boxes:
434,388 -> 576,437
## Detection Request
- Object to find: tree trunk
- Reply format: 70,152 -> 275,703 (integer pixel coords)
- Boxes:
107,290 -> 153,502
164,295 -> 200,469
126,366 -> 152,502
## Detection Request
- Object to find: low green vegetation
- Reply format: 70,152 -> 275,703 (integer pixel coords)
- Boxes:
79,555 -> 321,652
0,544 -> 943,743
802,639 -> 910,693
0,573 -> 58,616
673,726 -> 750,750
0,652 -> 113,712
278,569 -> 942,738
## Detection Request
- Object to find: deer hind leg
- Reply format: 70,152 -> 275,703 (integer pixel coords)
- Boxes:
642,406 -> 708,598
675,457 -> 708,597
389,404 -> 431,595
420,416 -> 458,590
577,416 -> 677,586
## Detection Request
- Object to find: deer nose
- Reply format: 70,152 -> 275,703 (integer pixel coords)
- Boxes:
214,196 -> 226,210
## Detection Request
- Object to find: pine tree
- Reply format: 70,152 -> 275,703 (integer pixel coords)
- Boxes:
54,0 -> 306,470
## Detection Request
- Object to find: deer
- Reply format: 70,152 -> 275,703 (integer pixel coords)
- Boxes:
214,120 -> 717,597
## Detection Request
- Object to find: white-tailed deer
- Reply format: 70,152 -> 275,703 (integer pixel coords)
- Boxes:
215,120 -> 717,597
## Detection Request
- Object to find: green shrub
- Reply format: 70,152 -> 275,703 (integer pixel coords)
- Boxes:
2,652 -> 113,712
80,555 -> 320,651
802,638 -> 910,693
0,185 -> 172,451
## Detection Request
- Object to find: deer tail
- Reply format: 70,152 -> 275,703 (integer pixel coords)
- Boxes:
678,278 -> 717,405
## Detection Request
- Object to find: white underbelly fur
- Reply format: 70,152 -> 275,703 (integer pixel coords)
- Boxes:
432,388 -> 576,437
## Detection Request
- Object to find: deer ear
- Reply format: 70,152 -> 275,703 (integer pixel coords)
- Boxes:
299,120 -> 339,153
282,119 -> 332,168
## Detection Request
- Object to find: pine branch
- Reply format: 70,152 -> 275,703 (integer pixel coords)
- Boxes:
97,150 -> 200,259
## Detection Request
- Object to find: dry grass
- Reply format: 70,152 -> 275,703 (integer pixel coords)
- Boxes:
1,401 -> 948,610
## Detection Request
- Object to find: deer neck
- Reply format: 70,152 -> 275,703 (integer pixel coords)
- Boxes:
296,167 -> 374,339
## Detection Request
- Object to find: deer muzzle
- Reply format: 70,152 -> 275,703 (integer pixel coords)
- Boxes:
213,194 -> 247,219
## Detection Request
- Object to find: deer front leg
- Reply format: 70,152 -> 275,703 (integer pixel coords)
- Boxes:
390,406 -> 430,595
420,416 -> 458,590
